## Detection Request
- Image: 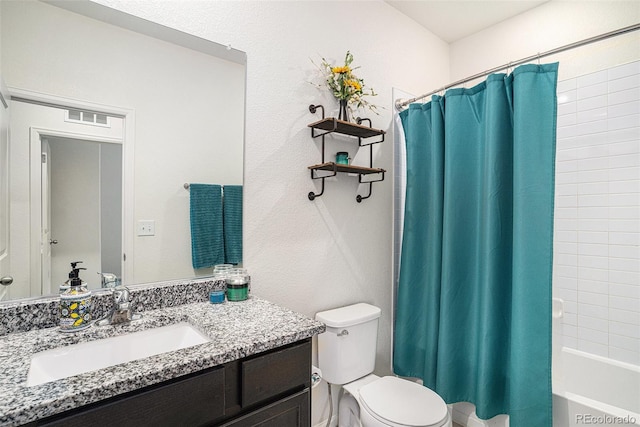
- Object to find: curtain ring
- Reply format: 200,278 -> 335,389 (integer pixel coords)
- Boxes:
537,53 -> 541,65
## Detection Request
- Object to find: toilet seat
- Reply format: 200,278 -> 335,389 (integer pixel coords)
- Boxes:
359,376 -> 449,427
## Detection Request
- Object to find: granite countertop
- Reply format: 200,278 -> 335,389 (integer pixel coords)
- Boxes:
0,296 -> 325,426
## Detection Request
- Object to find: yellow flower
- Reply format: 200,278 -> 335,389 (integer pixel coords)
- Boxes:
346,79 -> 362,91
332,66 -> 351,74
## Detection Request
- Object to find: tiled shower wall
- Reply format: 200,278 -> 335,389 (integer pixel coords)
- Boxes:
554,60 -> 640,366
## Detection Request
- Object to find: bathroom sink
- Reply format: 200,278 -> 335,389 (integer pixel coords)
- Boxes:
26,322 -> 210,387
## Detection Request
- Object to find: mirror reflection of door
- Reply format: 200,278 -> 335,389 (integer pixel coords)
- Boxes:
42,136 -> 122,292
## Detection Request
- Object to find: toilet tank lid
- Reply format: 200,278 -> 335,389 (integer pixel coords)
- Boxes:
316,303 -> 381,327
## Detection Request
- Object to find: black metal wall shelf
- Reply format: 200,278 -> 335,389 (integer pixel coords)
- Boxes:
307,104 -> 386,203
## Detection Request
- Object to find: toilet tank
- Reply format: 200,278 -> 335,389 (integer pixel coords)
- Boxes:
315,303 -> 381,385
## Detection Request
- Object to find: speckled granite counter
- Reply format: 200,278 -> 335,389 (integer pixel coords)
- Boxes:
0,297 -> 325,426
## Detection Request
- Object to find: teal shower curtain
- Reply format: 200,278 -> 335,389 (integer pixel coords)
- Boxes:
394,63 -> 558,427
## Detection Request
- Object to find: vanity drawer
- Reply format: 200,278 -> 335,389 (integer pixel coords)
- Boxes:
241,339 -> 311,407
37,366 -> 225,427
222,388 -> 310,427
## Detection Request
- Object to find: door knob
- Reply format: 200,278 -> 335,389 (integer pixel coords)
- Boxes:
49,239 -> 58,245
0,276 -> 13,286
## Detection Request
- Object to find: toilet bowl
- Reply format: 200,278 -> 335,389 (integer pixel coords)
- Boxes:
316,303 -> 451,427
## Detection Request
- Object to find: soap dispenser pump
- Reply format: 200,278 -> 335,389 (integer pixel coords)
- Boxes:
59,261 -> 92,332
60,261 -> 86,292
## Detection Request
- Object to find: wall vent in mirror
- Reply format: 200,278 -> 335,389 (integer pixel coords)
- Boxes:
65,109 -> 111,128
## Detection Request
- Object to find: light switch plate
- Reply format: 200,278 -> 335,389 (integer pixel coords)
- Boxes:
137,220 -> 155,236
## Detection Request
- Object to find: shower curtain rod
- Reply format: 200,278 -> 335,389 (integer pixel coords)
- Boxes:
395,22 -> 640,110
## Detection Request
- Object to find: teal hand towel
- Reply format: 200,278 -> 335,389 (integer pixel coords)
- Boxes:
223,185 -> 243,264
190,184 -> 224,269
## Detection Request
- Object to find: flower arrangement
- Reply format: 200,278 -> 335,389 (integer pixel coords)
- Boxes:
315,51 -> 379,119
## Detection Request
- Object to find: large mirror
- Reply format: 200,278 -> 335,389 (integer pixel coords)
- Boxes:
0,0 -> 246,302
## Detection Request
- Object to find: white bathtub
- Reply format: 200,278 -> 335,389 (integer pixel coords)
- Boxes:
553,347 -> 640,427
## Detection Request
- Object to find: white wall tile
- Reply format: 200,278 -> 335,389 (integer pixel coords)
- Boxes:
610,282 -> 640,298
556,195 -> 577,208
608,87 -> 640,105
578,303 -> 608,319
609,346 -> 640,365
555,63 -> 639,358
609,74 -> 640,93
609,179 -> 640,194
610,321 -> 640,339
578,315 -> 609,332
609,62 -> 640,81
578,279 -> 608,294
608,206 -> 640,219
578,290 -> 607,305
578,218 -> 609,232
609,231 -> 640,245
610,308 -> 640,325
578,194 -> 608,207
578,70 -> 608,88
578,256 -> 609,270
609,166 -> 640,181
577,94 -> 608,112
555,230 -> 577,242
610,334 -> 640,352
563,313 -> 577,326
578,169 -> 609,183
609,153 -> 640,169
609,194 -> 640,207
608,114 -> 640,131
558,102 -> 576,116
578,326 -> 608,345
558,78 -> 577,93
555,275 -> 578,290
578,243 -> 608,257
609,219 -> 640,233
608,101 -> 639,118
577,231 -> 608,244
578,182 -> 609,195
609,140 -> 640,157
607,127 -> 640,144
576,144 -> 608,159
609,257 -> 639,273
578,267 -> 608,282
610,295 -> 640,312
609,244 -> 640,258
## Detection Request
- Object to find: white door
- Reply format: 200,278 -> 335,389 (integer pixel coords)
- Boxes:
0,79 -> 12,301
41,140 -> 53,295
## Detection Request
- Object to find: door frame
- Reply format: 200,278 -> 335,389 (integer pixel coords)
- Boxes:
12,88 -> 135,295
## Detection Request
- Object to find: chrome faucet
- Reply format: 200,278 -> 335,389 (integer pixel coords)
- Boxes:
96,286 -> 142,326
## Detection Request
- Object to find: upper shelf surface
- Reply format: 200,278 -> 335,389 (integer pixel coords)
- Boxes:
308,118 -> 386,139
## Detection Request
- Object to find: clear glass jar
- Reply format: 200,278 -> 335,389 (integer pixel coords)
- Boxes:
226,269 -> 249,301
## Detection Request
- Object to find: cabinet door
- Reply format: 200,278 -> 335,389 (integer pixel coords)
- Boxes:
38,367 -> 225,427
221,389 -> 310,427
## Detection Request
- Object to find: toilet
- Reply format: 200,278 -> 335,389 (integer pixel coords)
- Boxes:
316,303 -> 451,427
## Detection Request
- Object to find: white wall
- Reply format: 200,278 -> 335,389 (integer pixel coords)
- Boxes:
85,1 -> 449,425
450,1 -> 640,84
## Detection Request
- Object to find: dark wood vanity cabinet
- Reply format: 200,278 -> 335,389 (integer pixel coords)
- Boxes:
32,339 -> 311,427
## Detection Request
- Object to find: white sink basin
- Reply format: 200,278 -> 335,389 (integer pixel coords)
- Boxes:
26,322 -> 210,387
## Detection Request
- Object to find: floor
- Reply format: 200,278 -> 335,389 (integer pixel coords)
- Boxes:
453,423 -> 464,427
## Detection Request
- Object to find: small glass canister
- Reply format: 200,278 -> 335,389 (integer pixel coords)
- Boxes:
226,268 -> 250,302
211,264 -> 233,303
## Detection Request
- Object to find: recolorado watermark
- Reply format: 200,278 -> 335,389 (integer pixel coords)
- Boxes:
576,414 -> 637,425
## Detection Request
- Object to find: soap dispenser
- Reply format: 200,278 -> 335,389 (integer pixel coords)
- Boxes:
59,261 -> 92,332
